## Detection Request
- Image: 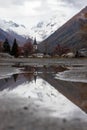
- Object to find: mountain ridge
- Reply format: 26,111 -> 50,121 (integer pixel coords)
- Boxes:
30,13 -> 69,41
0,19 -> 32,45
38,6 -> 87,53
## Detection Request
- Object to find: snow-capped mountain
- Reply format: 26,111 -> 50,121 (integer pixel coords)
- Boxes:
0,16 -> 70,42
38,6 -> 87,52
0,19 -> 29,37
30,13 -> 72,41
0,19 -> 33,45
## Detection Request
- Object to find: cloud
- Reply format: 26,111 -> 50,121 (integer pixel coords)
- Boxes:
0,0 -> 86,8
61,0 -> 87,8
0,0 -> 29,7
0,0 -> 86,28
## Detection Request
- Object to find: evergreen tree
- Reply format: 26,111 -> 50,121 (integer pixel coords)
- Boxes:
3,38 -> 10,53
11,39 -> 19,57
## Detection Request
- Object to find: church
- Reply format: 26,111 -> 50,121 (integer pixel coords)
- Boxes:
33,38 -> 38,53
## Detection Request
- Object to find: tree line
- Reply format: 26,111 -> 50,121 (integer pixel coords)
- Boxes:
0,38 -> 74,58
3,38 -> 19,57
0,38 -> 34,58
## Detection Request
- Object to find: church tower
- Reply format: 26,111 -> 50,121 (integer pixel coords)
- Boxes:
33,38 -> 37,52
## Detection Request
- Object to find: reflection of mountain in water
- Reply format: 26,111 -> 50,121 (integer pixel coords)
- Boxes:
0,66 -> 87,113
38,66 -> 87,113
0,72 -> 37,91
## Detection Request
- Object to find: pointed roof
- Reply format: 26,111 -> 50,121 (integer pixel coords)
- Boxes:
33,38 -> 37,45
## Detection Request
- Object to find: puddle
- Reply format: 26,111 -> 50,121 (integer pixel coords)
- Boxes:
55,66 -> 87,83
0,65 -> 87,130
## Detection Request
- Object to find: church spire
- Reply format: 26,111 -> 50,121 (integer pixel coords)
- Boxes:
33,37 -> 37,45
33,37 -> 37,52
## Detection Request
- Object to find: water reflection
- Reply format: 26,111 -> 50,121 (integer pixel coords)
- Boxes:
0,65 -> 87,130
13,74 -> 19,82
56,66 -> 87,83
39,66 -> 87,113
0,65 -> 87,113
0,72 -> 37,92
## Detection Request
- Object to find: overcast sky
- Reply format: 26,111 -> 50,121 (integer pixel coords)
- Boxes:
0,0 -> 87,28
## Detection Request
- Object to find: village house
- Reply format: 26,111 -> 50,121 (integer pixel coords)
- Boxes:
78,48 -> 87,57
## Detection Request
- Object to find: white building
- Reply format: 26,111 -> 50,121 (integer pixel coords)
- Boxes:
78,48 -> 87,57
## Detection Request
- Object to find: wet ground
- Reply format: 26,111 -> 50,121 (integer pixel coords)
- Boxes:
0,65 -> 87,130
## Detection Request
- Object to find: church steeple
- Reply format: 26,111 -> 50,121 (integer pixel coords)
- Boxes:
33,38 -> 37,45
33,37 -> 37,52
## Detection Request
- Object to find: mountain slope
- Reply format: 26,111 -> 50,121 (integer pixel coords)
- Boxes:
30,12 -> 70,41
0,19 -> 29,36
38,6 -> 87,52
0,19 -> 31,45
0,28 -> 27,45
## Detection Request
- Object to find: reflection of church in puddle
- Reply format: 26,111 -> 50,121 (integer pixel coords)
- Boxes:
34,71 -> 38,83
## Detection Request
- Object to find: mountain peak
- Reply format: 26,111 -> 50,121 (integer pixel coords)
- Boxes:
0,19 -> 32,45
81,6 -> 87,13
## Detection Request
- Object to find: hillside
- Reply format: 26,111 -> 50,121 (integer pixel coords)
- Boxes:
0,19 -> 31,45
30,14 -> 67,41
38,6 -> 87,53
